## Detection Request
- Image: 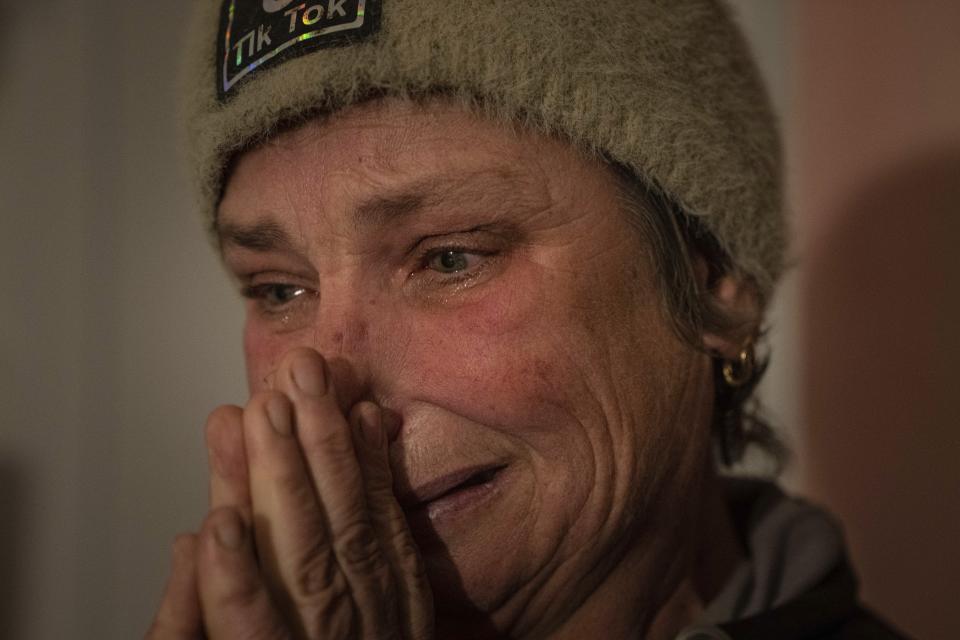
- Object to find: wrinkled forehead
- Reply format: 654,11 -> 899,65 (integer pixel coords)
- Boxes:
216,97 -> 618,231
254,97 -> 531,171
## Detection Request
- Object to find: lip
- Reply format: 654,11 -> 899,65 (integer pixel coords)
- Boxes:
399,464 -> 507,510
398,464 -> 509,542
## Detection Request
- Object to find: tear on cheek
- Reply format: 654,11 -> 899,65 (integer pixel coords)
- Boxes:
243,327 -> 286,393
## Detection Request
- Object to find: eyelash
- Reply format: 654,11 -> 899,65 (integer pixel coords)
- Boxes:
240,282 -> 315,316
414,244 -> 494,284
237,239 -> 500,317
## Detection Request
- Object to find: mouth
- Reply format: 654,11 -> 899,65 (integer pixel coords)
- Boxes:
400,464 -> 508,525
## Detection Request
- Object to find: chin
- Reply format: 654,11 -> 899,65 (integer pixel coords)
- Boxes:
425,552 -> 519,640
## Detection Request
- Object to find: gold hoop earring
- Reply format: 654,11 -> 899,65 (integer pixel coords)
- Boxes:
722,341 -> 755,388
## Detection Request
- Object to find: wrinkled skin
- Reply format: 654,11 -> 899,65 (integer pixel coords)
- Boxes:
147,98 -> 748,639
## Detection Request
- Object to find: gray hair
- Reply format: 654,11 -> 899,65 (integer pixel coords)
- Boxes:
615,171 -> 787,470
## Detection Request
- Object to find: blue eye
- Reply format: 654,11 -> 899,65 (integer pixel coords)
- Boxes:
427,250 -> 477,274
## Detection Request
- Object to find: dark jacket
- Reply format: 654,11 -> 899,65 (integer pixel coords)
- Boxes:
716,561 -> 907,639
677,480 -> 908,640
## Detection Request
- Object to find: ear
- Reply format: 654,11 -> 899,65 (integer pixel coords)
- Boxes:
694,257 -> 762,360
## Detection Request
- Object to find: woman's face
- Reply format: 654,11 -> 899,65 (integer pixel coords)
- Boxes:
218,98 -> 716,635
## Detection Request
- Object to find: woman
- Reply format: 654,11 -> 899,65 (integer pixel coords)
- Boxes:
149,1 -> 903,637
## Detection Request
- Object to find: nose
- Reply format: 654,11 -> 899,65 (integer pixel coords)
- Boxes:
308,298 -> 374,416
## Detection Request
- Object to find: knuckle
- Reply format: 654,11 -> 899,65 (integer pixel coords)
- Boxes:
292,557 -> 368,639
298,417 -> 354,458
304,600 -> 357,639
393,533 -> 426,577
389,534 -> 429,588
271,467 -> 316,507
334,519 -> 386,574
302,434 -> 354,467
295,550 -> 344,598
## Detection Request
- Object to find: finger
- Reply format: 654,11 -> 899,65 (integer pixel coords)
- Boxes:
243,389 -> 355,638
205,405 -> 251,516
145,534 -> 203,640
350,402 -> 434,640
276,349 -> 398,639
196,506 -> 289,640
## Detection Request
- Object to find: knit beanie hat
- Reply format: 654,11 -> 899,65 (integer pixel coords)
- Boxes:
182,0 -> 785,300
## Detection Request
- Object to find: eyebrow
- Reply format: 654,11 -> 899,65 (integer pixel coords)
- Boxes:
351,170 -> 526,230
216,168 -> 533,251
216,219 -> 294,252
215,192 -> 429,253
353,190 -> 428,229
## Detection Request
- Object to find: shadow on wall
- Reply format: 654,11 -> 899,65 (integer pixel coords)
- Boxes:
0,5 -> 25,635
0,3 -> 13,89
0,456 -> 27,640
803,148 -> 960,640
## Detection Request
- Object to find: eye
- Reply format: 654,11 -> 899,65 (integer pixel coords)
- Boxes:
241,283 -> 311,309
407,229 -> 511,296
425,249 -> 482,274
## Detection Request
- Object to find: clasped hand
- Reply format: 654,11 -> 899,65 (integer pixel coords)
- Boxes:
147,348 -> 434,639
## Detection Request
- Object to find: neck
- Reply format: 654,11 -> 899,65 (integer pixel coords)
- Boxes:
647,471 -> 743,639
435,472 -> 743,640
554,472 -> 743,640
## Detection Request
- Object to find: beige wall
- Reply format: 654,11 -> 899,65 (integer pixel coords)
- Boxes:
792,2 -> 960,638
1,2 -> 242,638
0,2 -> 955,638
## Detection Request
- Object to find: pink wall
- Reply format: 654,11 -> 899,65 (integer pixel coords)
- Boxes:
792,2 -> 960,638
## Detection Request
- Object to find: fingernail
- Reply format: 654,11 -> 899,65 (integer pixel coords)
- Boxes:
292,354 -> 327,396
266,394 -> 292,436
359,405 -> 383,450
215,512 -> 244,550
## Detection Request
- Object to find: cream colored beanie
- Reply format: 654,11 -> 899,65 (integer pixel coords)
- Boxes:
183,0 -> 785,298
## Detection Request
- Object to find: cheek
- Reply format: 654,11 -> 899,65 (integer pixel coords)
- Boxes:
402,266 -> 566,404
394,259 -> 618,474
243,321 -> 292,394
